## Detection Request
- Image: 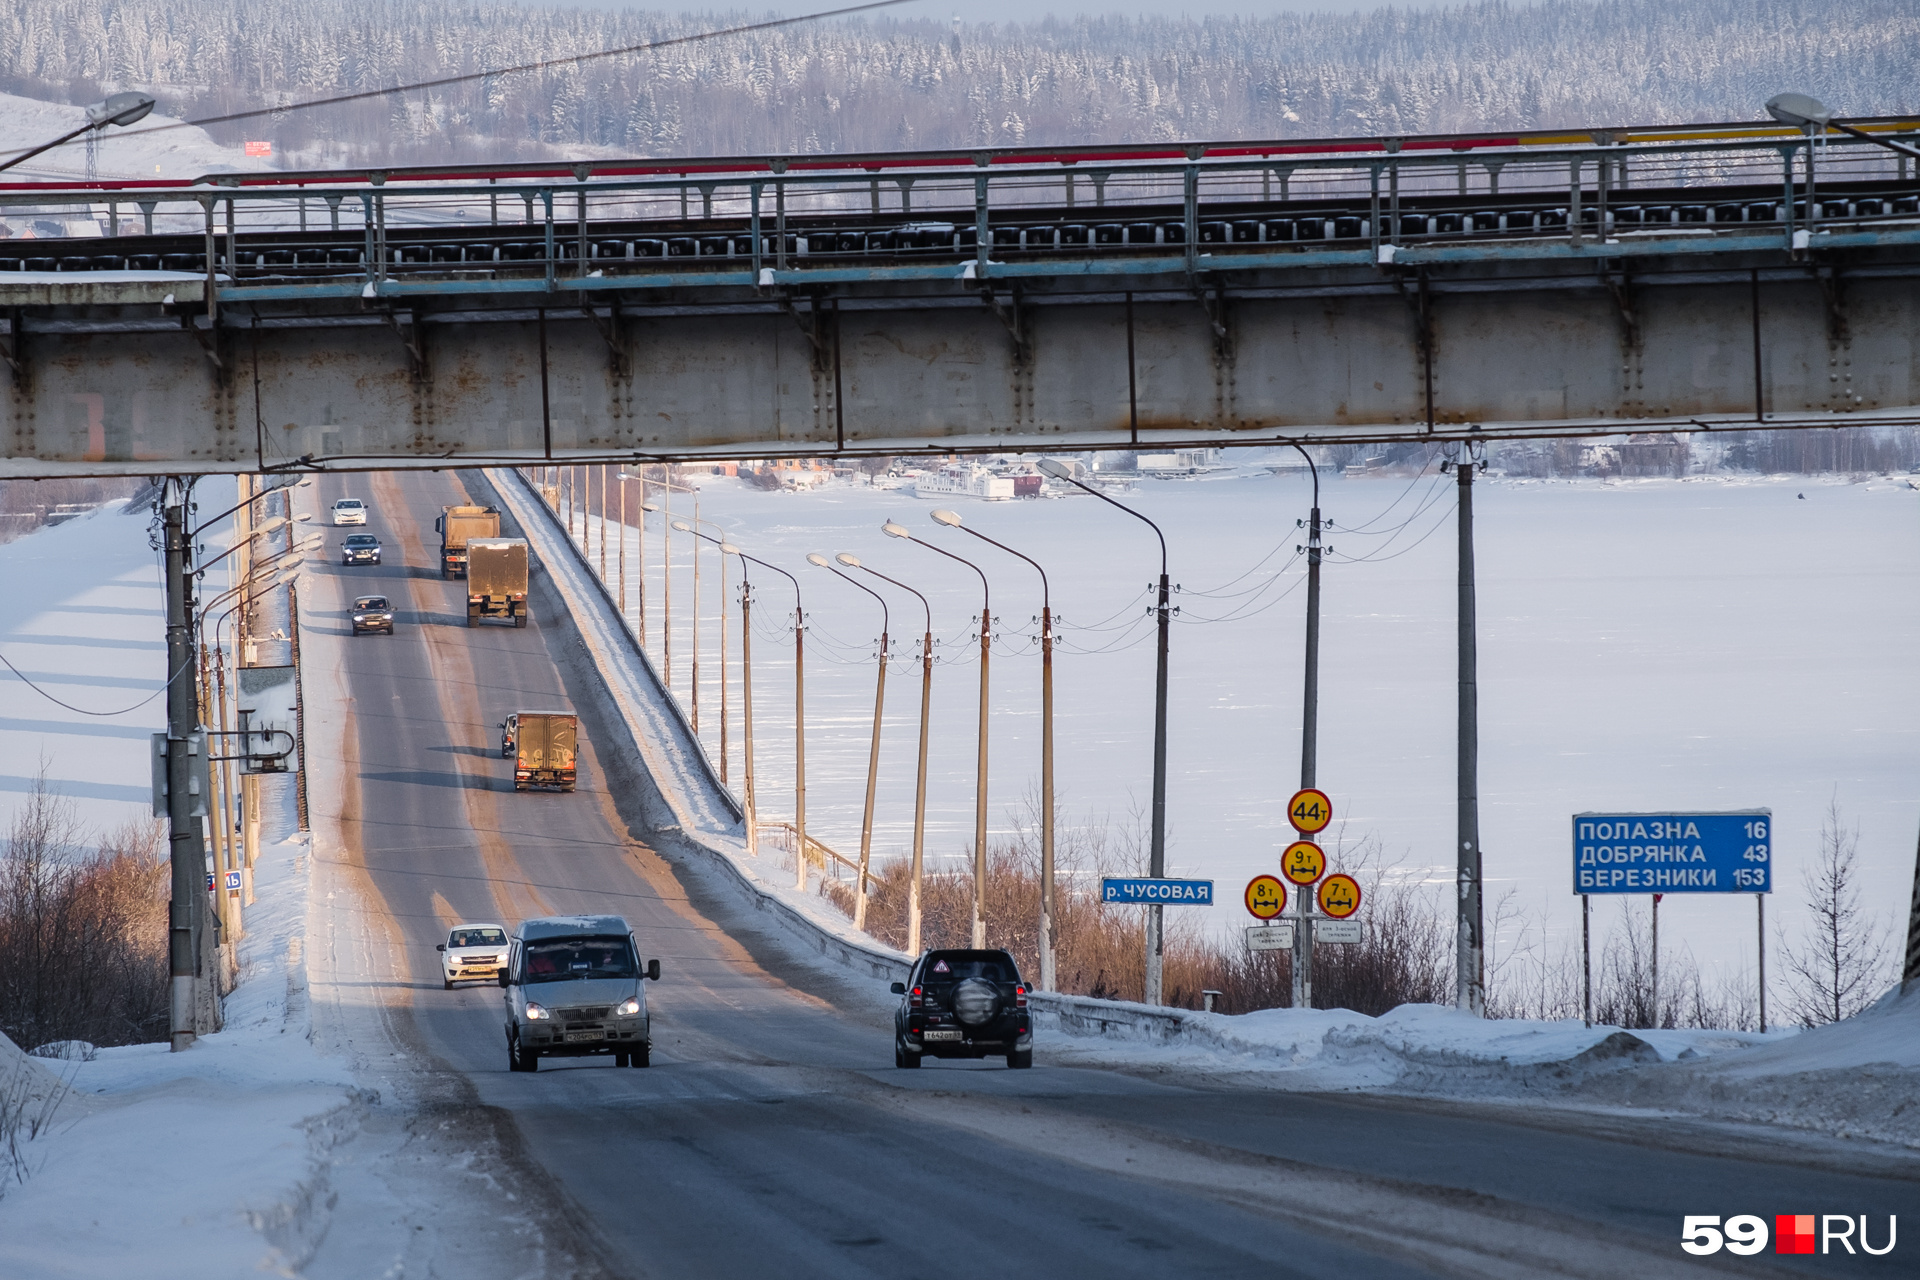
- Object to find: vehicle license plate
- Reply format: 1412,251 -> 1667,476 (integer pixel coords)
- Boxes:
564,1030 -> 604,1043
922,1029 -> 962,1042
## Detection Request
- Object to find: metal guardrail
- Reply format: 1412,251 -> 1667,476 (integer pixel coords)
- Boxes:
756,820 -> 872,892
4,118 -> 1918,306
499,465 -> 744,824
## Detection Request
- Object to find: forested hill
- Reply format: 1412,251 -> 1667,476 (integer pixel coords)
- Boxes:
2,0 -> 1914,168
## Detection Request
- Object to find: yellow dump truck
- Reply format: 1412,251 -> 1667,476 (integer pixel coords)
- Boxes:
466,538 -> 530,627
501,711 -> 577,791
435,504 -> 500,578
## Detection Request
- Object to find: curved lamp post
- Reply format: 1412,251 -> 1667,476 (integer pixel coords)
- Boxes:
808,552 -> 888,930
0,92 -> 156,175
929,508 -> 1057,992
1766,93 -> 1920,159
839,553 -> 933,956
885,518 -> 992,949
728,549 -> 805,888
1037,457 -> 1172,1006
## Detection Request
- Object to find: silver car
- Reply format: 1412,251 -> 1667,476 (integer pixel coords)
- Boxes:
501,915 -> 659,1072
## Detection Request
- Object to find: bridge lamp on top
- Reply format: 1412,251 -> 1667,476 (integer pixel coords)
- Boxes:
0,91 -> 157,175
1766,92 -> 1920,160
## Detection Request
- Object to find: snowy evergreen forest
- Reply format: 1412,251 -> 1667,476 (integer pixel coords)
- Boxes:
0,0 -> 1915,168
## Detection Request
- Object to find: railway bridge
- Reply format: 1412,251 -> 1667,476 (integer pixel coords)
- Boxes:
4,114 -> 1919,476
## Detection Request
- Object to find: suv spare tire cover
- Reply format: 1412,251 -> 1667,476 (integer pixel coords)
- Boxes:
952,977 -> 999,1026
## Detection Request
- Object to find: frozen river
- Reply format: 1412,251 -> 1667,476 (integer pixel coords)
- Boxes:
590,463 -> 1919,986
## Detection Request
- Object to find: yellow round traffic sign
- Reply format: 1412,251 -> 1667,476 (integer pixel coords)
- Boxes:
1287,788 -> 1332,834
1318,873 -> 1362,919
1244,874 -> 1288,920
1281,840 -> 1326,886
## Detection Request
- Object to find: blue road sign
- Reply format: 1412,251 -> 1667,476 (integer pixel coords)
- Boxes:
1572,811 -> 1772,894
1101,877 -> 1215,905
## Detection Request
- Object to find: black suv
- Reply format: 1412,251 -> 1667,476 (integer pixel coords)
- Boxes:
891,949 -> 1032,1069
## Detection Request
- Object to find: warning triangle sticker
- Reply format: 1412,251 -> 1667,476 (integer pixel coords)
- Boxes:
932,959 -> 950,973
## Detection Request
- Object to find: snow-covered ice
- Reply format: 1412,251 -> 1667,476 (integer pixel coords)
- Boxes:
582,467 -> 1920,983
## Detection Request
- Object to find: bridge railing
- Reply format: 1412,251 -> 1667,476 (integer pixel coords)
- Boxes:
4,120 -> 1918,281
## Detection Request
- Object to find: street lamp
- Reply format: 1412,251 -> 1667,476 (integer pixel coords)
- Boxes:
1766,93 -> 1920,159
1765,94 -> 1920,235
727,548 -> 806,888
808,552 -> 889,931
0,91 -> 157,175
1037,456 -> 1173,1006
838,553 -> 934,956
928,508 -> 1058,993
885,518 -> 993,949
679,517 -> 734,782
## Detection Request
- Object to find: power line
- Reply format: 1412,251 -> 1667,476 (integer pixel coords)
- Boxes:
1,0 -> 922,162
0,649 -> 186,717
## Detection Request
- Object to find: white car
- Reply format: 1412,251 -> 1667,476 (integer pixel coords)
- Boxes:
438,923 -> 509,989
331,498 -> 368,526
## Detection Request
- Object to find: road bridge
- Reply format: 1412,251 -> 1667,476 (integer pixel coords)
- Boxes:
5,116 -> 1919,476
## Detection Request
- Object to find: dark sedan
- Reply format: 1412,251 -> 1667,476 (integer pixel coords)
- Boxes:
341,533 -> 383,565
351,595 -> 395,635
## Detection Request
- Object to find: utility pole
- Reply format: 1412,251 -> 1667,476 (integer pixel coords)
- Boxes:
1454,450 -> 1485,1015
931,511 -> 1057,988
793,595 -> 806,891
162,479 -> 203,1051
1033,460 -> 1170,1005
846,555 -> 933,957
884,520 -> 992,950
1903,825 -> 1919,994
1294,445 -> 1322,1012
740,571 -> 757,856
973,601 -> 991,949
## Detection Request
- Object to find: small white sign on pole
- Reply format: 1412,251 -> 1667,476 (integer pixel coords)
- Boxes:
1246,922 -> 1295,951
237,665 -> 300,774
1314,918 -> 1363,944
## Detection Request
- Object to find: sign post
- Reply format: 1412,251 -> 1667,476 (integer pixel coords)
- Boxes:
1284,788 -> 1331,1010
1572,810 -> 1772,1029
1244,874 -> 1290,952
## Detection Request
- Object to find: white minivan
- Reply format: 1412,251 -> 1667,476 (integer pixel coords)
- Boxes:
331,498 -> 368,526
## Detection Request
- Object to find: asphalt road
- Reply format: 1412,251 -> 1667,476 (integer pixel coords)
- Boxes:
301,468 -> 1920,1280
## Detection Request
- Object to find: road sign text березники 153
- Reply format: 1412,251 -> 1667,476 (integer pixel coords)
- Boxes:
1571,811 -> 1771,894
1102,878 -> 1214,904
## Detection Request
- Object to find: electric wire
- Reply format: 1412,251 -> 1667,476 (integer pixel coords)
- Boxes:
0,649 -> 188,717
6,0 -> 922,161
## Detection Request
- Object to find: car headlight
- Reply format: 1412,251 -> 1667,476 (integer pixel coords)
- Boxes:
524,1002 -> 549,1020
616,997 -> 640,1016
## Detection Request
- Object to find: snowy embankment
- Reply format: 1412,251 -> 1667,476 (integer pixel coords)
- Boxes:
496,464 -> 1920,1151
0,831 -> 357,1278
0,501 -> 363,1276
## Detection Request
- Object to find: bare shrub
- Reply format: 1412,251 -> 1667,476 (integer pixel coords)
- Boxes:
837,803 -> 1451,1015
1778,799 -> 1893,1027
0,775 -> 170,1051
0,1060 -> 70,1198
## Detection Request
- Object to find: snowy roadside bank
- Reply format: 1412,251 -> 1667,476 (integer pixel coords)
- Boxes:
0,829 -> 362,1279
493,461 -> 1920,1155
